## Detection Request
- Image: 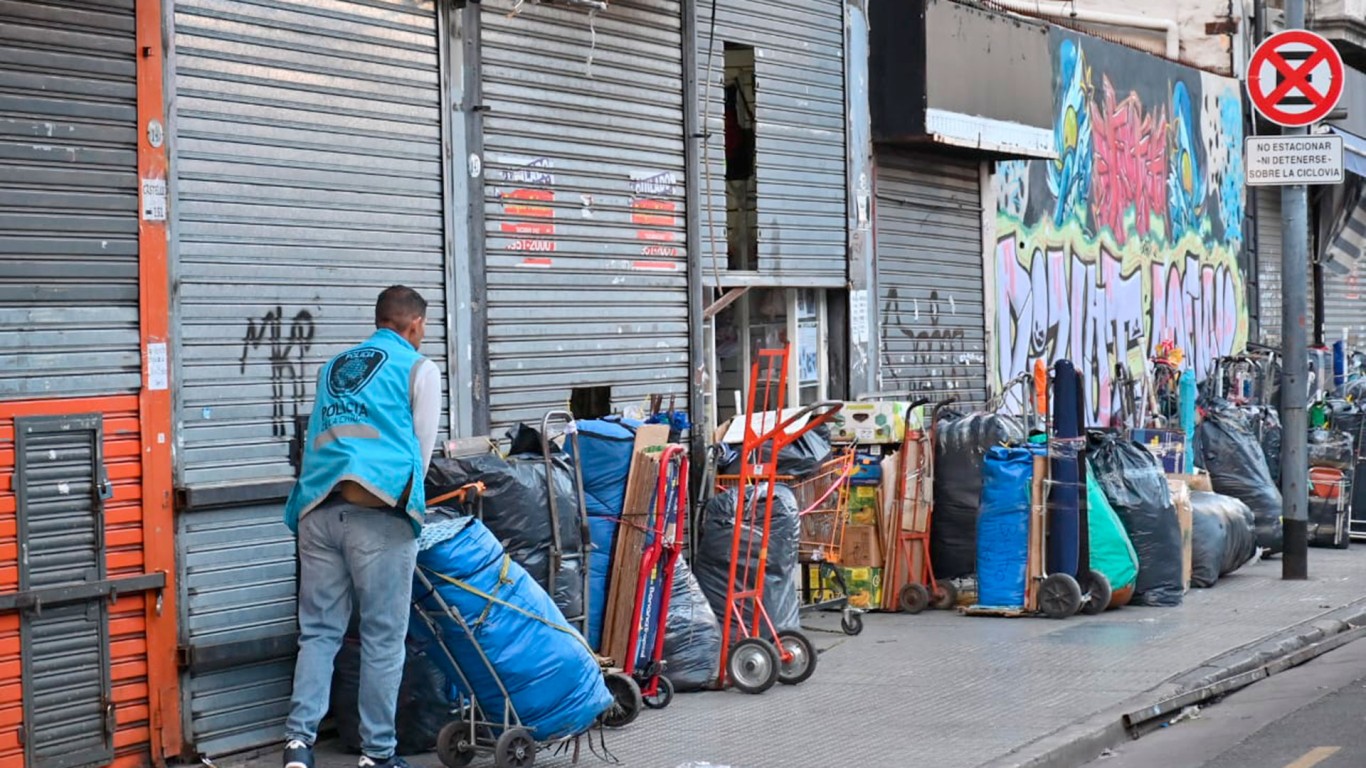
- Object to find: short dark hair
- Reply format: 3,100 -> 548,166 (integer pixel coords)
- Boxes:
375,285 -> 427,329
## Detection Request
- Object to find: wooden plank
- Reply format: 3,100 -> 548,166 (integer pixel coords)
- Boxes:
598,424 -> 671,667
1027,454 -> 1047,612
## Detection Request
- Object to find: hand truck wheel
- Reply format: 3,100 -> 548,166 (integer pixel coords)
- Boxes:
1080,570 -> 1111,616
642,675 -> 675,710
436,720 -> 477,768
494,727 -> 536,768
727,637 -> 780,694
840,609 -> 864,636
898,582 -> 931,614
775,629 -> 818,686
1039,573 -> 1083,619
601,671 -> 643,728
931,580 -> 958,611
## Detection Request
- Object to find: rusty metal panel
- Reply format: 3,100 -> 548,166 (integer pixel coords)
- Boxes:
874,150 -> 988,405
0,0 -> 140,399
479,0 -> 689,431
697,0 -> 848,284
171,0 -> 450,486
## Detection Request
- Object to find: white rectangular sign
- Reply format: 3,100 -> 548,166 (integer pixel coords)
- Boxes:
1245,135 -> 1344,186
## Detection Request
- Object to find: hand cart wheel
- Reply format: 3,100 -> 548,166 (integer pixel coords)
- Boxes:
1038,573 -> 1083,619
931,581 -> 958,611
1080,570 -> 1111,616
601,671 -> 643,728
727,637 -> 780,694
494,728 -> 536,768
436,720 -> 477,768
775,630 -> 817,686
840,609 -> 864,636
642,676 -> 674,710
898,582 -> 931,614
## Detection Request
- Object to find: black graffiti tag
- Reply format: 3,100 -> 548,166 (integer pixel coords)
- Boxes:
240,307 -> 316,438
881,287 -> 970,394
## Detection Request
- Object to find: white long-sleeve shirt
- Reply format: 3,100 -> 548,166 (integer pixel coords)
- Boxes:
409,357 -> 442,472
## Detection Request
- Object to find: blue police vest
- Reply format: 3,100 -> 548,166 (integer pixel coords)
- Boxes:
284,328 -> 428,535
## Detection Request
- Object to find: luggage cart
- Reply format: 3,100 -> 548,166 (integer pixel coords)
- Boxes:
715,345 -> 843,694
620,444 -> 689,711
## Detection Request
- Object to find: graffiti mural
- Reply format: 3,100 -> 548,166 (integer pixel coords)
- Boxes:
993,31 -> 1248,424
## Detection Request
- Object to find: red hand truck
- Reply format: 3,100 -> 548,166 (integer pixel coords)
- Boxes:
716,344 -> 843,694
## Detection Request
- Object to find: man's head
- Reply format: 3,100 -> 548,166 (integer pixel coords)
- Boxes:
375,285 -> 428,350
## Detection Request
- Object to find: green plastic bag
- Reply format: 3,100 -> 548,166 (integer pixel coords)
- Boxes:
1086,473 -> 1139,593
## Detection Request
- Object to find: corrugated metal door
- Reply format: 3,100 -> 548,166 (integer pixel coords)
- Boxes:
874,151 -> 988,405
1321,194 -> 1366,348
698,0 -> 847,283
480,0 -> 689,430
170,0 -> 450,755
0,0 -> 141,397
1257,190 -> 1284,346
13,415 -> 113,768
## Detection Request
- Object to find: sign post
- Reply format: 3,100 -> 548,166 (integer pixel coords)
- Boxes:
1246,23 -> 1345,581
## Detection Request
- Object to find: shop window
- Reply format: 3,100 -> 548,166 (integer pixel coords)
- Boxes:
709,289 -> 834,427
724,44 -> 758,271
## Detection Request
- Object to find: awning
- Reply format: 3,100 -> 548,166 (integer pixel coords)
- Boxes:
1328,126 -> 1366,178
1324,191 -> 1366,275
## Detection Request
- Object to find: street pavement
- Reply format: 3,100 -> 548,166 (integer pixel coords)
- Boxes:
216,548 -> 1366,768
1087,632 -> 1366,768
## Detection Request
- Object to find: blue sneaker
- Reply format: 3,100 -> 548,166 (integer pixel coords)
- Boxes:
282,739 -> 313,768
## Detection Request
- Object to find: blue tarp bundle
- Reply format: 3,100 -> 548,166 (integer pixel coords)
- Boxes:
409,517 -> 613,741
564,418 -> 641,651
976,446 -> 1037,608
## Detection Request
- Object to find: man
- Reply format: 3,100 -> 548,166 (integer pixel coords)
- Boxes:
281,286 -> 441,768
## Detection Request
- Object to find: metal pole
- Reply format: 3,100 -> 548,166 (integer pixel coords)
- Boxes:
1279,0 -> 1309,580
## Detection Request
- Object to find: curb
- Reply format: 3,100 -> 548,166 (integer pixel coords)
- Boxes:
977,598 -> 1366,768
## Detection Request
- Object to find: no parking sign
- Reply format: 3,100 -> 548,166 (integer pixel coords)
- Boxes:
1246,29 -> 1345,127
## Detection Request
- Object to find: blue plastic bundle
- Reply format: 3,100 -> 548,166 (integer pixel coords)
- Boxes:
976,446 -> 1037,608
564,418 -> 641,650
409,517 -> 613,741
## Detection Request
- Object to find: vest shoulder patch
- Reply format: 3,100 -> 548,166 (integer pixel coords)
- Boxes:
327,348 -> 389,397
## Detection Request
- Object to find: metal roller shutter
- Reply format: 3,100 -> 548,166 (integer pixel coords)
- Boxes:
14,415 -> 113,768
874,151 -> 988,405
698,0 -> 847,283
1322,194 -> 1366,349
480,0 -> 689,431
170,0 -> 450,755
173,0 -> 450,487
0,0 -> 140,398
1257,190 -> 1284,346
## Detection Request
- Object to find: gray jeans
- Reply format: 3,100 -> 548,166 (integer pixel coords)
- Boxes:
284,499 -> 418,758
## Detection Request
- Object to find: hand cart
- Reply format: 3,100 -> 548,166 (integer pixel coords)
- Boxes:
413,489 -> 595,768
716,345 -> 843,694
882,396 -> 960,614
619,444 -> 689,711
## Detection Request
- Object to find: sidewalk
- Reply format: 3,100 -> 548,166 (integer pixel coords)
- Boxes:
223,549 -> 1366,768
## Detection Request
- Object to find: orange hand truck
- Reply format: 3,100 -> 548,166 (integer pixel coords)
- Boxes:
716,344 -> 843,694
879,396 -> 961,614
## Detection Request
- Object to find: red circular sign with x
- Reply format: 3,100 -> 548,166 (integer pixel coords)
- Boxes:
1247,30 -> 1345,127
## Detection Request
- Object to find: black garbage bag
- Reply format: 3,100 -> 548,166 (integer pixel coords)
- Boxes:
694,484 -> 801,635
1329,407 -> 1366,455
1189,496 -> 1227,588
426,428 -> 585,621
720,423 -> 833,479
1195,397 -> 1284,554
931,411 -> 1026,580
331,639 -> 452,756
1190,491 -> 1258,576
1308,429 -> 1354,470
661,558 -> 722,692
1088,432 -> 1184,606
